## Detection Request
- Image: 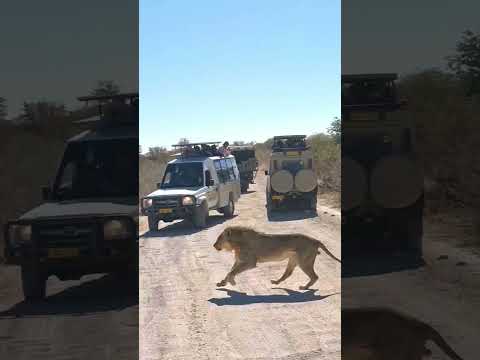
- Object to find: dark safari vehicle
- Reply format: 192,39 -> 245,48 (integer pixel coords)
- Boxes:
265,135 -> 318,212
230,145 -> 258,193
342,74 -> 424,258
3,93 -> 139,301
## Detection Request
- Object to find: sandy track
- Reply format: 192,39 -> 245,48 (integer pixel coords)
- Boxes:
342,211 -> 480,359
0,268 -> 138,360
140,174 -> 341,360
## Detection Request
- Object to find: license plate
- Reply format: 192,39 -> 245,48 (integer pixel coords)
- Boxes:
48,248 -> 79,258
272,195 -> 284,200
286,151 -> 298,156
159,208 -> 173,214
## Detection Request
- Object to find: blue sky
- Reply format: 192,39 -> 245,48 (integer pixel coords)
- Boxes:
140,0 -> 340,150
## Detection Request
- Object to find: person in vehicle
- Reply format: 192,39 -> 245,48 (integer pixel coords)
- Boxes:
219,141 -> 231,156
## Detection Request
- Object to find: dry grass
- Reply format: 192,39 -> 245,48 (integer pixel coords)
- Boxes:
139,156 -> 166,200
398,70 -> 480,213
0,122 -> 77,261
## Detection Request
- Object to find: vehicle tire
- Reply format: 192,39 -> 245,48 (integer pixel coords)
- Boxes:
193,202 -> 208,228
148,215 -> 158,232
21,264 -> 47,301
222,197 -> 235,218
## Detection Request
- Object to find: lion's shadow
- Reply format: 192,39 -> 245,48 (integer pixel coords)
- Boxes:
208,287 -> 338,306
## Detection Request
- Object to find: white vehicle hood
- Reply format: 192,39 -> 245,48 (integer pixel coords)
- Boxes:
20,198 -> 137,220
146,188 -> 205,197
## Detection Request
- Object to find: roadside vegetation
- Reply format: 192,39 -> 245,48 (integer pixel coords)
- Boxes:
396,30 -> 480,216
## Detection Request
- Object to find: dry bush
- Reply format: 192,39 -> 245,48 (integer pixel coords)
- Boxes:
398,70 -> 480,212
139,155 -> 166,200
0,121 -> 77,261
308,134 -> 340,193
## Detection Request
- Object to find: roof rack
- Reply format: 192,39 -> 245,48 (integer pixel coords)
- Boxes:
75,92 -> 138,130
272,135 -> 308,152
171,141 -> 221,147
342,73 -> 404,111
172,141 -> 225,158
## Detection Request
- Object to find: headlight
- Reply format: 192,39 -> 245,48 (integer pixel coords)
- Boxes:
142,198 -> 153,209
103,219 -> 131,241
182,196 -> 195,206
8,224 -> 32,246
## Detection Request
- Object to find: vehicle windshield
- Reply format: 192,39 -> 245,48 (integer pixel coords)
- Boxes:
161,162 -> 204,189
53,138 -> 138,200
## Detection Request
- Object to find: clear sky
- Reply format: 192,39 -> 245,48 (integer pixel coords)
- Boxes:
342,0 -> 480,75
1,1 -> 138,118
140,0 -> 340,150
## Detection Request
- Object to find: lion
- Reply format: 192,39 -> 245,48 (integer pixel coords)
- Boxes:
342,307 -> 464,360
213,226 -> 341,289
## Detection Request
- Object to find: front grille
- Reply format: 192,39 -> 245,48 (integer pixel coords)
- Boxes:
153,197 -> 180,210
35,221 -> 95,253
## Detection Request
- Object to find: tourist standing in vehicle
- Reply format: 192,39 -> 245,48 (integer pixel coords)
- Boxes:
219,141 -> 231,156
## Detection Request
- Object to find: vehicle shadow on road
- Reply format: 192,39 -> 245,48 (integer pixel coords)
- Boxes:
208,287 -> 338,306
142,214 -> 237,238
342,253 -> 425,277
0,273 -> 138,318
267,210 -> 318,222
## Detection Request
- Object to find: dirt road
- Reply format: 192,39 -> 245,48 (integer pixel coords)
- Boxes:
342,209 -> 480,359
140,174 -> 341,360
0,266 -> 138,359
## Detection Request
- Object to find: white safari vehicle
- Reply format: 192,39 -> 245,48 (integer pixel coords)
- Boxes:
141,142 -> 241,230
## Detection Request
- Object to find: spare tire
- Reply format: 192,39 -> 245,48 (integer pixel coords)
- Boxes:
342,156 -> 367,211
295,169 -> 317,192
271,170 -> 294,193
371,155 -> 423,208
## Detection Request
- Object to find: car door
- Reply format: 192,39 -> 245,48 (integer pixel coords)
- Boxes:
205,161 -> 219,209
216,158 -> 230,207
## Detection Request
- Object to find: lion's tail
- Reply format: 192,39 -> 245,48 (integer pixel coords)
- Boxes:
316,242 -> 341,263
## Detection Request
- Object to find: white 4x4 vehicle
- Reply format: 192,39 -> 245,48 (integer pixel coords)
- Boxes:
141,142 -> 241,230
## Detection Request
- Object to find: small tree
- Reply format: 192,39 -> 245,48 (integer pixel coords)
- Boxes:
446,30 -> 480,95
327,117 -> 341,144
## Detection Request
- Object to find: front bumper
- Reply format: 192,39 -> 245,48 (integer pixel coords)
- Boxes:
142,205 -> 196,222
4,217 -> 138,273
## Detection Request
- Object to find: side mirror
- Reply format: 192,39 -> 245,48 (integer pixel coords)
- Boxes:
42,186 -> 51,200
205,170 -> 213,186
157,182 -> 162,188
264,170 -> 269,176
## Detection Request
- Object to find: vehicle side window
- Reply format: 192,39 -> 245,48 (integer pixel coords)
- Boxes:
214,160 -> 225,183
226,158 -> 235,180
220,159 -> 229,183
